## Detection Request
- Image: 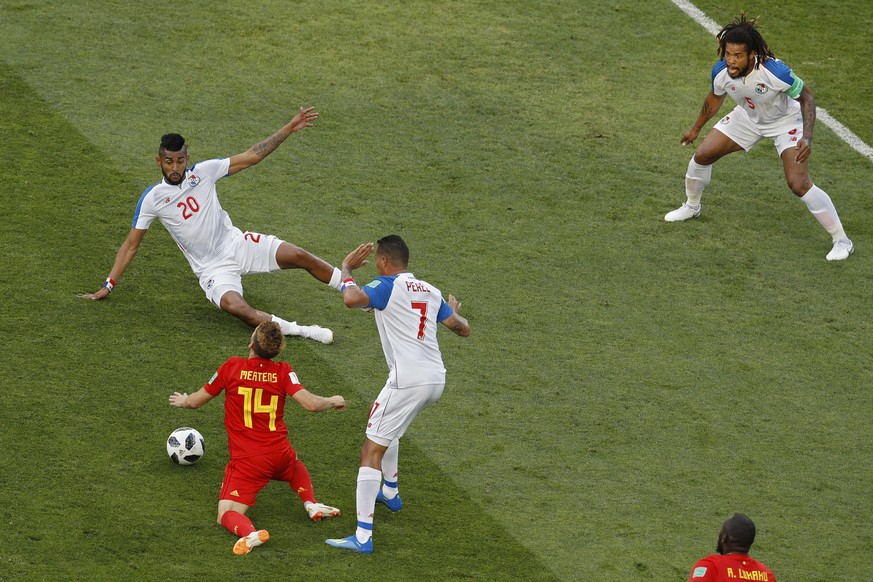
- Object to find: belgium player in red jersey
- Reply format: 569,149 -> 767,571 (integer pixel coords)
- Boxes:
170,321 -> 346,555
690,513 -> 776,581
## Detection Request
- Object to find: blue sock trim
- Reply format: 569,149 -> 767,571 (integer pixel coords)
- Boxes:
383,479 -> 398,488
357,521 -> 374,531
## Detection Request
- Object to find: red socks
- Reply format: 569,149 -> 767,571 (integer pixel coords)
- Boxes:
220,510 -> 255,538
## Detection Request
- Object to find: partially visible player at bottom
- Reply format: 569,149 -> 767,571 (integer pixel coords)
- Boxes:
689,513 -> 777,581
169,321 -> 345,555
325,235 -> 471,554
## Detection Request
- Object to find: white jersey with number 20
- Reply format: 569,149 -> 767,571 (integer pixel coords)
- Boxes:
131,158 -> 236,277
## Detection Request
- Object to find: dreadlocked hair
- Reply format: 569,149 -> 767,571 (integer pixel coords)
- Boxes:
252,321 -> 286,359
716,13 -> 775,69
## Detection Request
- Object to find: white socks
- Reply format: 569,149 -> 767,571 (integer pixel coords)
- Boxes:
801,185 -> 847,242
328,267 -> 342,290
271,314 -> 294,335
685,157 -> 712,207
355,467 -> 382,543
381,441 -> 400,498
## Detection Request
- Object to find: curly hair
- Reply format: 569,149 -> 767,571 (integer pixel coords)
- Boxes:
716,13 -> 775,69
252,321 -> 286,359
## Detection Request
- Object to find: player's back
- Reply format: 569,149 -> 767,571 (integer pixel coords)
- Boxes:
690,553 -> 776,581
374,272 -> 447,388
217,356 -> 299,458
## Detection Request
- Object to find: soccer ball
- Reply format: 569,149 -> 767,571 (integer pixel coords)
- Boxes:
167,427 -> 205,465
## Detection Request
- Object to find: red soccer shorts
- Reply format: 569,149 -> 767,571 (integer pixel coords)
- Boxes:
219,445 -> 298,507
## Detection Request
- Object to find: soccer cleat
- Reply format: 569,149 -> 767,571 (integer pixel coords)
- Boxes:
288,321 -> 334,344
826,239 -> 853,261
376,491 -> 402,512
325,534 -> 373,554
232,529 -> 270,555
307,502 -> 341,522
664,203 -> 702,222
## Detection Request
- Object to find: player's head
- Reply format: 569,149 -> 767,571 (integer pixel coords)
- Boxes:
716,14 -> 775,78
156,133 -> 189,186
716,513 -> 757,555
250,321 -> 286,359
375,235 -> 410,274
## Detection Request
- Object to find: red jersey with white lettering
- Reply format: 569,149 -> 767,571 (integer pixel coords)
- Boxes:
204,356 -> 304,459
690,553 -> 776,582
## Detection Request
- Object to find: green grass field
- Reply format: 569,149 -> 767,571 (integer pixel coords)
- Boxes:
1,1 -> 871,580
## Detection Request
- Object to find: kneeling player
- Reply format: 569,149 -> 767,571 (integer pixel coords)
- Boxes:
170,321 -> 345,554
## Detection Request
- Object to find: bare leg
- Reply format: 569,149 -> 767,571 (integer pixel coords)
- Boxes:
275,242 -> 337,284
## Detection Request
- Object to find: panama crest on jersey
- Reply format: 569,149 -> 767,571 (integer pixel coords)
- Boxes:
755,83 -> 768,94
188,174 -> 200,187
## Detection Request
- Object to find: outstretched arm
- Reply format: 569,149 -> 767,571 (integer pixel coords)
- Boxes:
681,91 -> 726,146
79,227 -> 147,300
340,242 -> 375,309
441,294 -> 470,337
169,387 -> 215,409
292,388 -> 346,412
227,106 -> 319,175
794,85 -> 816,164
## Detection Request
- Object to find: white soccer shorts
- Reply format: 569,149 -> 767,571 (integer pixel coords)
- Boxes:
714,105 -> 804,157
199,229 -> 283,307
365,381 -> 445,447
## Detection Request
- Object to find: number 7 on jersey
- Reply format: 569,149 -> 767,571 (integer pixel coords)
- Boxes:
411,301 -> 428,340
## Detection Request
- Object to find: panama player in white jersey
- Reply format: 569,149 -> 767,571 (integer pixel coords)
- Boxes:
325,235 -> 470,554
81,107 -> 341,342
664,14 -> 853,261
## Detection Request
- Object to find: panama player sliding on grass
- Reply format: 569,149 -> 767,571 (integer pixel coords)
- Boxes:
169,321 -> 345,555
664,14 -> 853,261
81,107 -> 340,342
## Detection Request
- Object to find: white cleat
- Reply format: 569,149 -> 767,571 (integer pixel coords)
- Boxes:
826,239 -> 853,261
288,322 -> 334,344
664,203 -> 701,222
307,502 -> 341,522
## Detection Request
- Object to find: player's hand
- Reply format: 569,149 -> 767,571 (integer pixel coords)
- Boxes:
169,392 -> 188,408
680,127 -> 700,146
342,243 -> 374,272
289,106 -> 319,133
78,287 -> 110,301
447,294 -> 462,313
794,137 -> 812,164
331,396 -> 346,411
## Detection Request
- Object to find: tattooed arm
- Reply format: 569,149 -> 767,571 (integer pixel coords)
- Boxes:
228,107 -> 319,175
680,92 -> 727,146
794,85 -> 816,163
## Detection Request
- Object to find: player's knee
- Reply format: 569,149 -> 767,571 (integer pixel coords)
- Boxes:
219,294 -> 258,324
787,176 -> 812,196
276,243 -> 306,268
692,151 -> 716,166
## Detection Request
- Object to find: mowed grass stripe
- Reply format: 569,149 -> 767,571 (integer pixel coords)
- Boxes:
0,61 -> 558,580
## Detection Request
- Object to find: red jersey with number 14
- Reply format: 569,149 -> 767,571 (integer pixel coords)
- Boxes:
204,356 -> 304,459
690,553 -> 776,581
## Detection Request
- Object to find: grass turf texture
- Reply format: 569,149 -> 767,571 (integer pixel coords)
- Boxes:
1,1 -> 872,580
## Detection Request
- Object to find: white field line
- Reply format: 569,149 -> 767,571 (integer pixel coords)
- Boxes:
671,0 -> 873,163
